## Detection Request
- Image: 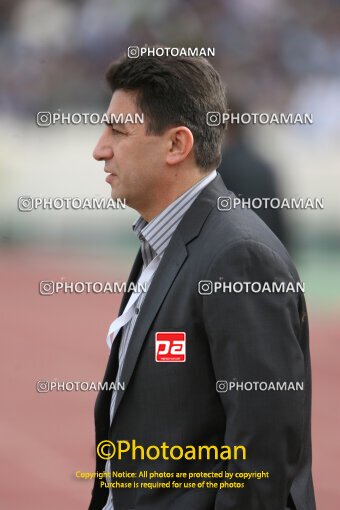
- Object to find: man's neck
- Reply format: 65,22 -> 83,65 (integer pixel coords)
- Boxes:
140,171 -> 212,222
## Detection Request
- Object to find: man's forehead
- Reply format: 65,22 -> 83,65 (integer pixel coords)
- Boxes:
107,89 -> 139,114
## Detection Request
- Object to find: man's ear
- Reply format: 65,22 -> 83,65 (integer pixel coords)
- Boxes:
165,126 -> 194,166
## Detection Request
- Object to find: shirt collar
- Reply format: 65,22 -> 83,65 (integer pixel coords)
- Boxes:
133,170 -> 217,255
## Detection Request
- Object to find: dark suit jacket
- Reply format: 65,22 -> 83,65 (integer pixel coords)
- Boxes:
89,174 -> 316,510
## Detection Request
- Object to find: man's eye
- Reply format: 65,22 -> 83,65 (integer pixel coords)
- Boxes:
111,128 -> 124,135
105,122 -> 123,134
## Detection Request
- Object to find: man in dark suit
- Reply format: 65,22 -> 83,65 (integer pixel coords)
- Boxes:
218,99 -> 290,251
89,50 -> 316,510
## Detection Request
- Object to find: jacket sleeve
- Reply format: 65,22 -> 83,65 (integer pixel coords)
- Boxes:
202,240 -> 306,510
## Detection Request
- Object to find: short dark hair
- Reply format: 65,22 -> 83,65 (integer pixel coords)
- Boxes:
105,49 -> 227,171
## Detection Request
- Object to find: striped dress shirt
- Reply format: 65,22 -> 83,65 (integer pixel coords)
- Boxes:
102,169 -> 217,510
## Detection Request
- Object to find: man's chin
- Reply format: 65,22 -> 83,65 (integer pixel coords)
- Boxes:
110,188 -> 127,203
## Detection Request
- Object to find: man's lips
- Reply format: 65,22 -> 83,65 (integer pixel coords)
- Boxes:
105,171 -> 117,183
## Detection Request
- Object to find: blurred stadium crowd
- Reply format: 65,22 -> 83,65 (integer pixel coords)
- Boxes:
1,0 -> 340,134
0,0 -> 339,261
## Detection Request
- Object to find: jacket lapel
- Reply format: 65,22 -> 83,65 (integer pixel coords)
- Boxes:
110,235 -> 188,424
95,250 -> 143,435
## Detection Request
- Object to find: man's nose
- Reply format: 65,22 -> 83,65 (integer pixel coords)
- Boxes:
92,132 -> 113,161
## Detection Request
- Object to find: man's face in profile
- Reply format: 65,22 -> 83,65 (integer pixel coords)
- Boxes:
93,90 -> 168,211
